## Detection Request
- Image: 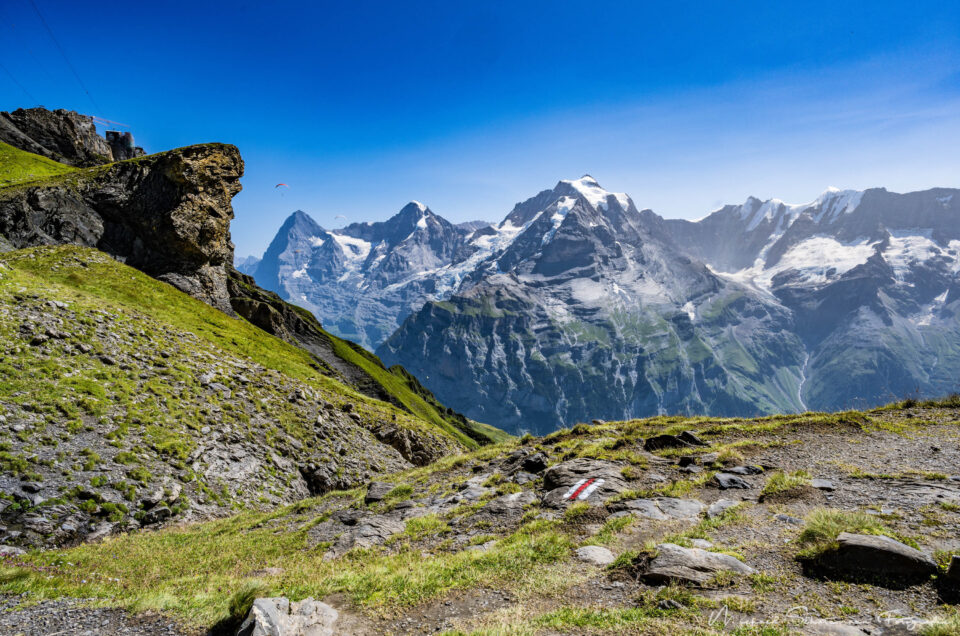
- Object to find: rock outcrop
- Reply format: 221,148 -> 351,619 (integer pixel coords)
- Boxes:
237,597 -> 339,636
803,532 -> 938,587
0,143 -> 242,313
0,107 -> 115,167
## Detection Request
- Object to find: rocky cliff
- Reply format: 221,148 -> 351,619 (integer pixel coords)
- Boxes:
0,119 -> 495,449
0,107 -> 117,167
0,143 -> 242,314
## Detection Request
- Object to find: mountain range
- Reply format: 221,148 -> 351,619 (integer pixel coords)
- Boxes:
243,177 -> 960,434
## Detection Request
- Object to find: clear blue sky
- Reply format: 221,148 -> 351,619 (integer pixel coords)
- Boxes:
2,1 -> 959,257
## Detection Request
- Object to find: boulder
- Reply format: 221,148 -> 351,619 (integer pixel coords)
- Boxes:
678,431 -> 708,446
706,499 -> 739,519
642,543 -> 755,586
947,555 -> 960,582
520,452 -> 548,474
237,596 -> 338,636
811,479 -> 836,491
805,533 -> 937,586
725,465 -> 764,475
643,435 -> 692,452
614,498 -> 704,521
714,473 -> 751,490
541,458 -> 627,506
324,515 -> 405,560
575,545 -> 615,566
364,481 -> 394,504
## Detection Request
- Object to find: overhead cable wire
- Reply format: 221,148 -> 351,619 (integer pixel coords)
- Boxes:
0,60 -> 39,104
0,5 -> 56,84
27,0 -> 100,112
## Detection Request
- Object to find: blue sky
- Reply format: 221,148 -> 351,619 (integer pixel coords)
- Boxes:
2,1 -> 959,257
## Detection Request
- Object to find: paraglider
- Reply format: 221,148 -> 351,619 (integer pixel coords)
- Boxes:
275,183 -> 289,198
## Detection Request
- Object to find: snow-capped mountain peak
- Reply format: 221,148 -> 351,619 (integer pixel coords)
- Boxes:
560,175 -> 632,212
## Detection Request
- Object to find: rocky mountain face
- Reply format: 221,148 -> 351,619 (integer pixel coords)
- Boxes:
378,177 -> 805,434
0,142 -> 243,314
0,107 -> 118,167
0,116 -> 490,449
251,177 -> 960,434
662,187 -> 960,414
249,203 -> 480,349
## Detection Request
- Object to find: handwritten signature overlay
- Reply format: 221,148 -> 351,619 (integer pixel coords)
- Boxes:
708,605 -> 937,632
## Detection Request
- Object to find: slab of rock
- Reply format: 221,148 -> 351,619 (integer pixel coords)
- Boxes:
714,473 -> 751,490
643,435 -> 692,452
678,431 -> 708,447
807,533 -> 937,586
541,459 -> 627,507
811,479 -> 836,491
324,515 -> 405,560
237,596 -> 338,636
725,465 -> 764,475
615,497 -> 704,521
576,545 -> 615,566
364,481 -> 394,504
706,499 -> 739,519
642,543 -> 754,586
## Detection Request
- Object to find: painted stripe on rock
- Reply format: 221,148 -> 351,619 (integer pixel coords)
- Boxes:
563,478 -> 588,500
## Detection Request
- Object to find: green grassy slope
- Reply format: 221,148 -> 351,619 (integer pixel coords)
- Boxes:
0,140 -> 76,188
0,140 -> 506,447
1,245 -> 465,446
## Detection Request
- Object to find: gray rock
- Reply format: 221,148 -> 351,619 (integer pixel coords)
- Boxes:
678,431 -> 707,446
808,533 -> 937,584
706,499 -> 739,519
142,506 -> 171,526
811,479 -> 836,491
617,497 -> 704,521
520,452 -> 548,474
237,596 -> 338,636
364,481 -> 394,504
324,516 -> 405,559
541,458 -> 627,505
726,465 -> 764,475
644,435 -> 693,452
775,513 -> 803,525
642,543 -> 755,586
714,473 -> 752,489
575,545 -> 615,566
690,539 -> 713,549
0,545 -> 25,556
513,471 -> 537,485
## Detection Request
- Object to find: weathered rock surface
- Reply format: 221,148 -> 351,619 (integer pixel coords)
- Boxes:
641,543 -> 755,586
237,597 -> 338,636
575,545 -> 615,566
0,143 -> 242,313
0,107 -> 115,166
714,473 -> 752,490
611,497 -> 704,521
805,533 -> 937,586
541,458 -> 627,506
706,499 -> 740,519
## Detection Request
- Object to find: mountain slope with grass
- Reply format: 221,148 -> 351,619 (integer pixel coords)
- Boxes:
1,399 -> 959,634
0,245 -> 469,549
0,107 -> 497,450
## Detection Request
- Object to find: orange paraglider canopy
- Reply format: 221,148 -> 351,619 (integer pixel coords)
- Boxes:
275,183 -> 289,187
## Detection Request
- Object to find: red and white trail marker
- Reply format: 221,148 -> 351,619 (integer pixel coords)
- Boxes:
562,478 -> 605,501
